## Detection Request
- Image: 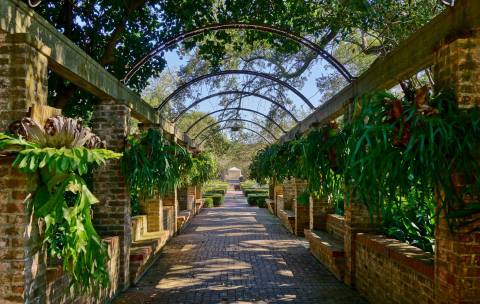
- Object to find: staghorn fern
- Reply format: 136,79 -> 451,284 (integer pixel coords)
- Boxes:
1,116 -> 120,294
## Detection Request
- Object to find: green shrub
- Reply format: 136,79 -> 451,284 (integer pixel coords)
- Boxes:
244,188 -> 268,197
247,194 -> 268,207
207,189 -> 226,195
203,197 -> 214,208
211,194 -> 225,206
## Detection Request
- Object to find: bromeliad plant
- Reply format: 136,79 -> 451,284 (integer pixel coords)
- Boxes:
122,128 -> 193,202
345,89 -> 480,251
0,116 -> 121,293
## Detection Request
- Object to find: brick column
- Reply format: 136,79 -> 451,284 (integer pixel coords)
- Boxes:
282,178 -> 296,210
0,34 -> 48,303
274,184 -> 283,215
195,186 -> 202,200
91,100 -> 131,290
162,190 -> 178,233
309,195 -> 333,231
433,30 -> 480,304
145,194 -> 162,232
178,186 -> 195,211
293,179 -> 309,236
343,187 -> 378,287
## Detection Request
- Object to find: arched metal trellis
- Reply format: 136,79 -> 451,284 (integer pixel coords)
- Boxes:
174,90 -> 299,123
199,126 -> 272,146
122,23 -> 354,84
185,108 -> 287,134
157,70 -> 315,111
194,118 -> 278,141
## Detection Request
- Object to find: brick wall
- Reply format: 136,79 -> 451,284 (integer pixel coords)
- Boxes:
91,100 -> 131,291
282,179 -> 295,210
162,190 -> 178,233
0,33 -> 48,130
355,234 -> 434,304
178,187 -> 188,211
309,196 -> 333,230
326,214 -> 345,240
145,194 -> 162,232
433,29 -> 480,303
0,156 -> 45,303
293,179 -> 309,236
44,237 -> 120,304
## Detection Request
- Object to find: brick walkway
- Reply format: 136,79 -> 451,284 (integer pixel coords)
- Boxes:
113,191 -> 366,304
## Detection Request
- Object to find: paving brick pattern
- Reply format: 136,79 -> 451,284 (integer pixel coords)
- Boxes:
113,191 -> 366,304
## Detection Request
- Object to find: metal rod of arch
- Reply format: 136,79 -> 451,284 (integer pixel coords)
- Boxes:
122,23 -> 354,84
199,126 -> 272,146
157,70 -> 315,111
173,90 -> 299,123
194,118 -> 278,141
185,107 -> 287,134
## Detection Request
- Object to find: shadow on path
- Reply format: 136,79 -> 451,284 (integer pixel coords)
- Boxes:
113,191 -> 366,304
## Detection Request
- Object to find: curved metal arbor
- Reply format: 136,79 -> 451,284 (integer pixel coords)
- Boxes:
194,118 -> 278,141
173,90 -> 299,123
122,23 -> 354,83
157,70 -> 315,110
199,126 -> 272,146
185,108 -> 287,134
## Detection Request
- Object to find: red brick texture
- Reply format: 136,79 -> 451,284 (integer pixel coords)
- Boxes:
309,195 -> 333,230
355,234 -> 434,304
145,194 -> 162,232
91,100 -> 132,291
0,156 -> 45,303
293,179 -> 309,236
0,33 -> 48,130
433,30 -> 480,304
162,190 -> 178,234
343,188 -> 378,287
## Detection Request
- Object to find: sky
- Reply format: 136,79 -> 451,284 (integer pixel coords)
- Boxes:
152,46 -> 346,141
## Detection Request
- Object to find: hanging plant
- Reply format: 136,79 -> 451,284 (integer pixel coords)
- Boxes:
300,121 -> 346,201
186,152 -> 218,186
345,89 -> 480,251
0,116 -> 121,293
122,128 -> 193,200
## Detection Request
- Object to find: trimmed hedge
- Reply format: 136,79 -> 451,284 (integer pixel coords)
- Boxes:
203,197 -> 214,208
244,188 -> 268,197
247,194 -> 268,208
206,189 -> 226,195
211,194 -> 225,206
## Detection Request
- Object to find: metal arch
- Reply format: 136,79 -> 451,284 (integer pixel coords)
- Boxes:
185,108 -> 287,134
173,90 -> 299,123
199,126 -> 272,146
122,23 -> 354,84
194,118 -> 278,141
157,70 -> 315,111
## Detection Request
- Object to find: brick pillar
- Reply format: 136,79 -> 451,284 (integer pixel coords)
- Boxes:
178,187 -> 188,211
282,178 -> 296,210
145,194 -> 162,232
343,187 -> 378,287
178,186 -> 195,211
309,195 -> 333,231
433,30 -> 480,304
195,186 -> 202,200
0,33 -> 48,130
0,34 -> 48,303
162,189 -> 178,233
91,100 -> 131,290
269,182 -> 275,200
274,184 -> 283,215
293,179 -> 309,236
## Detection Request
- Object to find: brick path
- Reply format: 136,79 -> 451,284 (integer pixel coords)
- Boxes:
113,191 -> 366,304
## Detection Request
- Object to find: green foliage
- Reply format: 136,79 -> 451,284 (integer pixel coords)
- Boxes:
186,152 -> 218,186
244,188 -> 268,197
203,197 -> 214,208
122,128 -> 193,199
203,194 -> 224,207
0,132 -> 121,293
247,194 -> 268,207
249,90 -> 480,252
